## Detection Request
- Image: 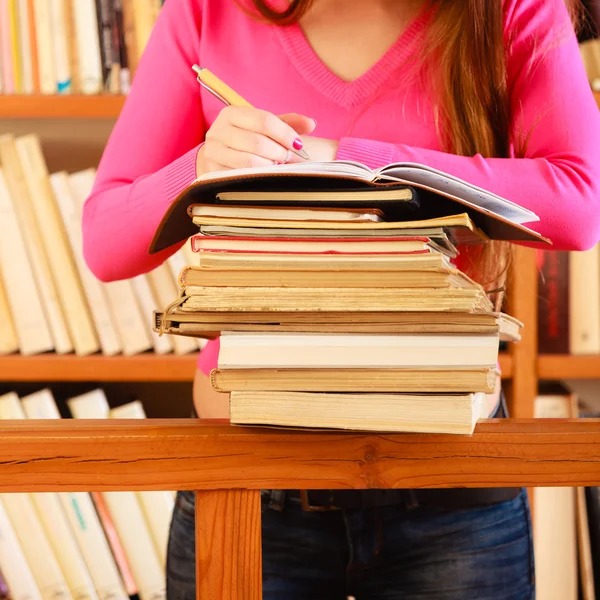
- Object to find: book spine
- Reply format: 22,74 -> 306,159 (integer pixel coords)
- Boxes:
0,497 -> 43,600
8,0 -> 21,92
16,0 -> 34,93
32,0 -> 56,94
26,0 -> 40,92
19,390 -> 130,600
89,492 -> 138,597
30,494 -> 99,600
569,244 -> 600,354
49,0 -> 72,93
0,169 -> 55,355
109,401 -> 175,567
96,0 -> 114,91
0,274 -> 19,355
59,494 -> 130,600
72,0 -> 102,94
15,135 -> 100,357
53,171 -> 122,356
1,493 -> 73,600
0,0 -> 15,93
113,0 -> 129,92
537,250 -> 569,354
67,391 -> 166,600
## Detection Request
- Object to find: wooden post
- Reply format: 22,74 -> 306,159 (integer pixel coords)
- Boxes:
195,489 -> 262,600
506,246 -> 538,418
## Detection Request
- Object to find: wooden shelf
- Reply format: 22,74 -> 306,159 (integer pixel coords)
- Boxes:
0,95 -> 125,119
0,353 -> 199,382
538,355 -> 600,380
0,91 -> 598,120
0,419 -> 598,492
0,352 -> 512,382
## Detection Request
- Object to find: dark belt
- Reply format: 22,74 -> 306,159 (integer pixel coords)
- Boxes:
272,392 -> 520,512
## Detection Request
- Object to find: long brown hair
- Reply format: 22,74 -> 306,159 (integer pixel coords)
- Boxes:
245,0 -> 581,303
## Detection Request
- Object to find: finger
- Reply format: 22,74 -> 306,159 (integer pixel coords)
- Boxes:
225,126 -> 294,163
225,106 -> 306,153
278,113 -> 317,136
211,144 -> 277,170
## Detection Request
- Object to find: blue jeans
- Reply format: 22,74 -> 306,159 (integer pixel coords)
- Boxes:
166,487 -> 534,599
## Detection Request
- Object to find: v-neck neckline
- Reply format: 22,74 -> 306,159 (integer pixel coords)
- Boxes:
274,5 -> 431,108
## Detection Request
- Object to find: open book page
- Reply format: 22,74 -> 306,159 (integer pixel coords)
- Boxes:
196,160 -> 538,225
377,162 -> 538,224
196,160 -> 376,183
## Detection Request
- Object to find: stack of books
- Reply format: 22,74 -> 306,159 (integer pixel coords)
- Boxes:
153,161 -> 548,435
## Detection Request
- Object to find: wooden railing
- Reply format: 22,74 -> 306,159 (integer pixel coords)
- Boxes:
1,419 -> 599,599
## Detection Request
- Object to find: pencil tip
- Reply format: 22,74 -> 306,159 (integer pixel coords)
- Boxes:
297,148 -> 310,160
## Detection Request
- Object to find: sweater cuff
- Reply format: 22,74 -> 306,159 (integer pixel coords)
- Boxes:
336,137 -> 396,170
165,143 -> 203,203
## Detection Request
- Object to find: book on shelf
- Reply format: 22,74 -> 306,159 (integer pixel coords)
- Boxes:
537,244 -> 600,355
0,132 -> 201,358
0,387 -> 176,600
531,393 -> 599,600
150,161 -> 532,435
67,390 -> 166,600
0,0 -> 164,95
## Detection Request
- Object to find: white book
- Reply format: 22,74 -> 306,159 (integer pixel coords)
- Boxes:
72,0 -> 102,94
15,135 -> 99,356
17,0 -> 34,93
534,395 -> 578,600
0,493 -> 71,600
0,269 -> 19,354
12,391 -> 98,600
20,390 -> 129,600
69,169 -> 152,355
131,275 -> 173,354
569,244 -> 600,354
0,496 -> 43,600
67,391 -> 166,600
32,0 -> 56,93
0,136 -> 71,353
0,170 -> 53,354
110,400 -> 175,567
218,332 -> 500,369
52,171 -> 121,356
49,0 -> 71,93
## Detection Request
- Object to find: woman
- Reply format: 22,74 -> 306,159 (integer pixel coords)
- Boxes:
82,0 -> 600,598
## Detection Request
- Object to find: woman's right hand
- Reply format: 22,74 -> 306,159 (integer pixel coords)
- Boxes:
196,106 -> 317,175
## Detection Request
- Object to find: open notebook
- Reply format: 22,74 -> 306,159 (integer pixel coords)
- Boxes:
149,160 -> 550,254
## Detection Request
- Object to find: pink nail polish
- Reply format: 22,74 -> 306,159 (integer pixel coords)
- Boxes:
293,138 -> 304,150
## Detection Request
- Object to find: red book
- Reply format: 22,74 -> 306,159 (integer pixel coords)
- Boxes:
538,250 -> 569,353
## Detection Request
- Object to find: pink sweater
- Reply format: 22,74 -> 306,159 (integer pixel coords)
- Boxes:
83,0 -> 600,375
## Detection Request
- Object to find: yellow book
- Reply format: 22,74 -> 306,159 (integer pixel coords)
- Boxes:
8,0 -> 21,92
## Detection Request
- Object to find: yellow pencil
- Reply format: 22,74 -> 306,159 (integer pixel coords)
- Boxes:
192,64 -> 310,161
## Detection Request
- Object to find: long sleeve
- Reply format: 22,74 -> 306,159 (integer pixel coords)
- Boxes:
82,0 -> 205,282
336,0 -> 600,252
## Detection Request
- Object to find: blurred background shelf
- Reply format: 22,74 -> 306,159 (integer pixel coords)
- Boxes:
538,355 -> 600,380
0,354 -> 199,382
0,95 -> 126,119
